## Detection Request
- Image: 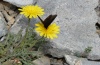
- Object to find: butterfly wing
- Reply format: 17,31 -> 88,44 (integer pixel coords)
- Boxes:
43,15 -> 57,28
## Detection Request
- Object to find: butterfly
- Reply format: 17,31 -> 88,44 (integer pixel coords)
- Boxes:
38,15 -> 57,29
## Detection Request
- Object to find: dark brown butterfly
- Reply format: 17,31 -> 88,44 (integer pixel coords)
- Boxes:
38,15 -> 57,29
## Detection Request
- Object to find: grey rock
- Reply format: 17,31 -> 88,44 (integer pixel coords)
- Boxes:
81,58 -> 100,65
3,0 -> 37,7
33,56 -> 50,65
64,55 -> 100,65
36,0 -> 100,60
0,36 -> 6,42
43,47 -> 72,58
87,0 -> 100,60
50,57 -> 64,65
64,63 -> 69,65
10,14 -> 38,36
64,55 -> 80,65
0,12 -> 7,37
64,55 -> 75,65
87,55 -> 100,61
10,14 -> 28,35
95,0 -> 100,18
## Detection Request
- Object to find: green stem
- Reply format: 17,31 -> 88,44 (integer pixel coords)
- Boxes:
5,32 -> 10,44
19,18 -> 31,47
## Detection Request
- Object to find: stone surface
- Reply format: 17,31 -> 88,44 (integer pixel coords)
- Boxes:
36,0 -> 100,59
64,63 -> 69,65
43,47 -> 72,58
3,0 -> 37,7
64,55 -> 100,65
10,14 -> 37,35
50,57 -> 65,65
87,0 -> 100,60
10,15 -> 28,34
64,55 -> 78,65
81,59 -> 100,65
0,12 -> 7,37
33,56 -> 50,65
2,60 -> 22,65
87,55 -> 100,61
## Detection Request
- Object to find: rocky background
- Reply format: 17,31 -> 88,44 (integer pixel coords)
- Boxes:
1,0 -> 100,65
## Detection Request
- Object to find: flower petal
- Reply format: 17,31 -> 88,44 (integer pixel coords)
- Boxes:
35,22 -> 60,39
19,5 -> 44,18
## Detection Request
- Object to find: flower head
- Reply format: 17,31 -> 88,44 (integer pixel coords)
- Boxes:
35,22 -> 60,39
19,5 -> 44,18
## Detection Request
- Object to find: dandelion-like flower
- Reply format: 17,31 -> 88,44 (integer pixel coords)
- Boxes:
35,22 -> 60,39
19,5 -> 44,18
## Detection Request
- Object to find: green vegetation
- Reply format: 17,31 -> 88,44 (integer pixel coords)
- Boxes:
0,28 -> 47,65
84,46 -> 92,54
74,46 -> 92,58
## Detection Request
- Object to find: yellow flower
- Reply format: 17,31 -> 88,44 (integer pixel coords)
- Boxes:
35,22 -> 60,39
19,5 -> 44,18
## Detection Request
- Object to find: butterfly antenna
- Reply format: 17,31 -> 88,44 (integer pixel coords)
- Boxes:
37,15 -> 44,23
